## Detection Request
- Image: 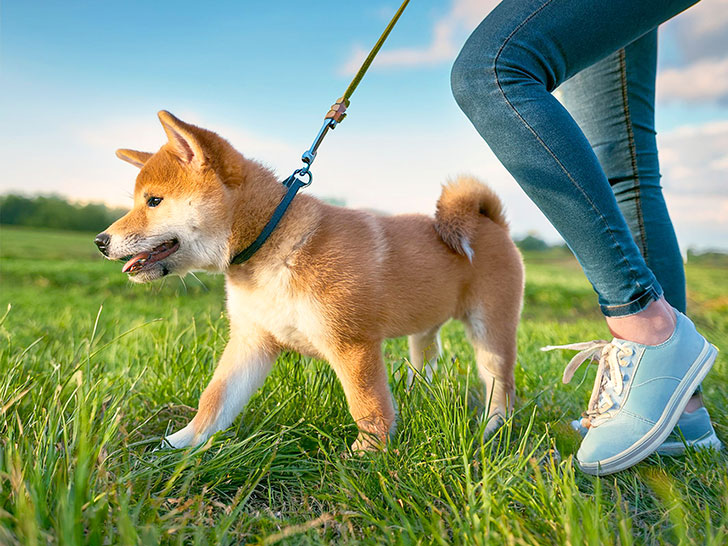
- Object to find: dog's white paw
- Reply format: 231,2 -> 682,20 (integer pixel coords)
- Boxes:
165,423 -> 198,449
483,411 -> 506,438
404,362 -> 435,388
351,433 -> 385,454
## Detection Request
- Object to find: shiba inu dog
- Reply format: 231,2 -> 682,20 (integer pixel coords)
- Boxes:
95,111 -> 524,450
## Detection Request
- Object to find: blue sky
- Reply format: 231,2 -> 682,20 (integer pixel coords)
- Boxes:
2,0 -> 727,249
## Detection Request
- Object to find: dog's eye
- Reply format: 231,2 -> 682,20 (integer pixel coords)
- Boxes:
147,196 -> 163,208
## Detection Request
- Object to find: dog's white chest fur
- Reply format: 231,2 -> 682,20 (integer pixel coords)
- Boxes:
225,266 -> 326,356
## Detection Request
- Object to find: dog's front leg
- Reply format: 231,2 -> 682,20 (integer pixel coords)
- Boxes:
166,327 -> 278,448
329,342 -> 396,452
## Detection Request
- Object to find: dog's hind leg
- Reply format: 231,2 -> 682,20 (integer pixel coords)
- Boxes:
166,326 -> 278,448
328,341 -> 396,452
407,325 -> 442,385
463,307 -> 518,437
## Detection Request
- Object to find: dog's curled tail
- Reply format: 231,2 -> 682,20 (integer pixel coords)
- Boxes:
435,175 -> 508,261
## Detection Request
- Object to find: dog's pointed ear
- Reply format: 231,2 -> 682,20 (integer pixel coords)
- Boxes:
158,110 -> 207,168
115,149 -> 153,169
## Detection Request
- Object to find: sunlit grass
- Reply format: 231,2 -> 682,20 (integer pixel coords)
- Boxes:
1,227 -> 726,544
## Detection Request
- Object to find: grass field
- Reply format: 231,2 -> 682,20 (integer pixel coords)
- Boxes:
1,225 -> 726,544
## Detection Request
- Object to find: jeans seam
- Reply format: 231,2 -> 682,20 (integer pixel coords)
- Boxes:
617,49 -> 649,261
491,0 -> 645,292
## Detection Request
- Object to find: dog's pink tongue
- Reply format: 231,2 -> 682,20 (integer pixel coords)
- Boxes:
122,252 -> 150,273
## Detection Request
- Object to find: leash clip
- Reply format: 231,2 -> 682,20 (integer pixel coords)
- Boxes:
288,167 -> 313,188
300,117 -> 338,170
300,96 -> 350,173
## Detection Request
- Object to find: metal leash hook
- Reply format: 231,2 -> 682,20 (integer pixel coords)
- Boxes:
298,96 -> 350,177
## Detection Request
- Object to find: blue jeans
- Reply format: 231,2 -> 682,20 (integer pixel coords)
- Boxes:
451,0 -> 698,317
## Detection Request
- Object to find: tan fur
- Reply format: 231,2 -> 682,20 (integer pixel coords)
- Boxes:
116,149 -> 153,168
435,176 -> 508,259
102,111 -> 525,450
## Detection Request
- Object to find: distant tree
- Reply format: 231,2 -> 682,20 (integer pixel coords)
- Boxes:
687,247 -> 728,266
322,197 -> 346,207
0,195 -> 34,225
516,234 -> 549,252
0,194 -> 127,232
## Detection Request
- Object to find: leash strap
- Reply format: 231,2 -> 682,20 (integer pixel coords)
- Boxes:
342,0 -> 410,105
230,0 -> 410,265
230,172 -> 310,264
316,0 -> 410,127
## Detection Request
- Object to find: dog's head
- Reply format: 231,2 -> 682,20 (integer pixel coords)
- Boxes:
95,111 -> 235,283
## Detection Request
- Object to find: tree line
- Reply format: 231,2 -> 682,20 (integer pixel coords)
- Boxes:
0,194 -> 127,233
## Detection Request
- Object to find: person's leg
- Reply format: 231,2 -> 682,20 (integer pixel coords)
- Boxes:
559,30 -> 701,384
557,32 -> 710,424
558,31 -> 686,314
452,0 -> 718,474
450,0 -> 697,323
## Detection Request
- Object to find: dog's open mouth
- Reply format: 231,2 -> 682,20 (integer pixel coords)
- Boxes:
122,239 -> 180,274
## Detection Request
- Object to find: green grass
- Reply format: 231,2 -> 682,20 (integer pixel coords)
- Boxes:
1,225 -> 726,545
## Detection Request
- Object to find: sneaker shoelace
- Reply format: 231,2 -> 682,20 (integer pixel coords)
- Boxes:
541,340 -> 634,428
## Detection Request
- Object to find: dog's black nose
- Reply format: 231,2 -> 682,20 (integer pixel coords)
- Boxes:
94,232 -> 111,256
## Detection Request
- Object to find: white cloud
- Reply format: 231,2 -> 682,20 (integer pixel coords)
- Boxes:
683,0 -> 728,35
657,0 -> 728,104
658,119 -> 728,195
340,0 -> 499,74
670,0 -> 728,62
657,56 -> 728,103
658,120 -> 728,249
341,19 -> 457,74
662,194 -> 728,251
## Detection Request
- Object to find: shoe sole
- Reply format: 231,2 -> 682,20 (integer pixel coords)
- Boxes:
656,430 -> 724,456
571,421 -> 724,456
578,341 -> 718,476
